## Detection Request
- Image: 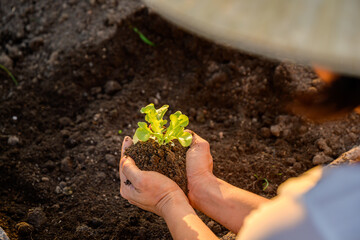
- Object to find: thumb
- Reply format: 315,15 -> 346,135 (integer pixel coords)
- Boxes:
120,156 -> 142,186
186,131 -> 211,158
121,136 -> 133,158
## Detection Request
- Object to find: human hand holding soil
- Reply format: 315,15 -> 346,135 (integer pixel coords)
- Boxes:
120,136 -> 218,239
185,131 -> 269,233
185,131 -> 215,202
119,136 -> 188,217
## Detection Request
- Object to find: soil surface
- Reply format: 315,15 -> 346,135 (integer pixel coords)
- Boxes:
125,139 -> 188,193
1,1 -> 360,239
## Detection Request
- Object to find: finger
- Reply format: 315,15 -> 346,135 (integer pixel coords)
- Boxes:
121,136 -> 133,158
187,131 -> 210,152
121,156 -> 142,186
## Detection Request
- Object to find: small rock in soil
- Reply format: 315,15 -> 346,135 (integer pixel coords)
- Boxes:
105,154 -> 117,167
0,53 -> 13,69
58,117 -> 73,127
15,222 -> 34,236
8,135 -> 20,145
55,186 -> 62,194
27,207 -> 47,228
312,152 -> 333,165
63,187 -> 73,195
75,224 -> 93,237
41,177 -> 49,182
270,125 -> 281,137
61,157 -> 73,172
219,132 -> 224,139
104,80 -> 121,94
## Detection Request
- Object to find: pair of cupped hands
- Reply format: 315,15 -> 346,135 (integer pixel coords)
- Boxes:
120,130 -> 213,217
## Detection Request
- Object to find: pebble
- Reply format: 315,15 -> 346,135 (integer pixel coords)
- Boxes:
104,80 -> 121,94
55,186 -> 62,194
41,177 -> 49,182
61,157 -> 73,172
62,187 -> 73,195
105,154 -> 117,167
270,125 -> 281,137
219,132 -> 224,139
58,117 -> 73,127
27,207 -> 47,228
312,152 -> 333,165
93,113 -> 101,121
15,222 -> 34,236
0,53 -> 13,69
8,135 -> 20,145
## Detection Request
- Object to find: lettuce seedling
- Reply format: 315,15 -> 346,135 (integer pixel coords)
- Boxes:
133,103 -> 192,147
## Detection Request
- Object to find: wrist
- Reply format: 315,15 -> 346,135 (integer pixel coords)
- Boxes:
158,190 -> 193,219
187,172 -> 217,208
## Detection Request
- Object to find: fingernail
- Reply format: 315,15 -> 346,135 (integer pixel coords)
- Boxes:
124,136 -> 131,142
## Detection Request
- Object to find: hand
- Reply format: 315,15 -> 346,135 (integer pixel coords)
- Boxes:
119,136 -> 189,217
185,131 -> 215,202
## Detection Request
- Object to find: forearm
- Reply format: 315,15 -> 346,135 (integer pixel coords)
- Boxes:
162,197 -> 218,240
188,174 -> 269,233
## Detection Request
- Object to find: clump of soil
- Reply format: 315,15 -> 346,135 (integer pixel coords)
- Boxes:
125,139 -> 188,193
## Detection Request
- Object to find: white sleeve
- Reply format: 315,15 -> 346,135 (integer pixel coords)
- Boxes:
236,165 -> 360,240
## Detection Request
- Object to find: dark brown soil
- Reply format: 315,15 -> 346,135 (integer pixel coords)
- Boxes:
125,139 -> 188,193
1,1 -> 360,239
